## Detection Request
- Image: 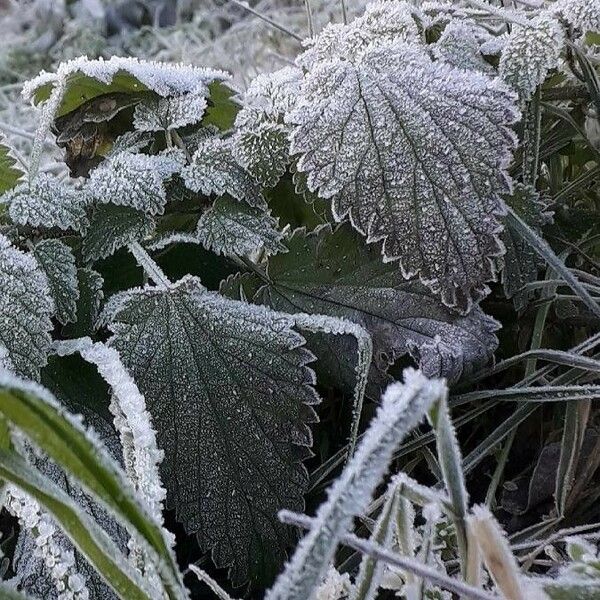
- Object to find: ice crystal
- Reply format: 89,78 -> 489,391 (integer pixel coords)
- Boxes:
133,92 -> 208,131
53,338 -> 167,526
289,43 -> 519,311
181,137 -> 265,208
23,55 -> 229,102
196,196 -> 285,257
53,336 -> 171,593
499,14 -> 565,101
0,235 -> 53,378
87,150 -> 182,216
252,226 -> 499,385
33,239 -> 79,326
82,204 -> 155,263
266,369 -> 445,600
100,276 -> 320,585
4,174 -> 90,233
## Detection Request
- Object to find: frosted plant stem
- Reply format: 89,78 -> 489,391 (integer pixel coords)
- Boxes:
340,0 -> 348,24
189,565 -> 237,600
351,483 -> 400,600
305,0 -> 314,37
128,242 -> 171,289
521,88 -> 542,186
5,486 -> 90,600
29,80 -> 65,180
292,313 -> 372,459
279,511 -> 499,600
227,0 -> 303,41
427,395 -> 470,579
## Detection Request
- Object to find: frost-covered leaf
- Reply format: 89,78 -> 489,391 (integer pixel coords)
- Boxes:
297,2 -> 423,70
0,235 -> 53,378
289,44 -> 519,312
499,14 -> 565,101
64,268 -> 104,338
33,239 -> 79,325
23,55 -> 229,118
82,204 -> 155,262
133,92 -> 208,131
551,0 -> 600,34
245,224 -> 499,386
235,67 -> 303,128
5,174 -> 90,232
0,137 -> 23,194
197,196 -> 285,257
266,369 -> 445,600
181,137 -> 265,208
232,67 -> 303,188
501,184 -> 553,311
433,21 -> 495,74
233,122 -> 290,188
101,276 -> 319,585
87,150 -> 183,216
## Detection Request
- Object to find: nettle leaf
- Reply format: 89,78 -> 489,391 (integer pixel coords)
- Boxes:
82,204 -> 156,263
289,44 -> 519,312
87,149 -> 184,216
33,239 -> 79,325
196,196 -> 285,257
23,55 -> 229,118
181,137 -> 266,208
499,14 -> 564,101
4,174 -> 90,232
232,67 -> 303,188
100,276 -> 319,585
551,0 -> 600,33
432,21 -> 495,74
297,1 -> 423,70
64,268 -> 104,338
241,225 -> 498,386
133,92 -> 208,131
0,234 -> 53,378
0,137 -> 23,194
233,122 -> 290,188
501,183 -> 553,311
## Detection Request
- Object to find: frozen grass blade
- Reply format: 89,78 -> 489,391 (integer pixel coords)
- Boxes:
281,511 -> 499,600
265,369 -> 445,600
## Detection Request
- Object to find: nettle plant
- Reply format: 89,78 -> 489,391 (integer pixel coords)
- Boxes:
0,0 -> 599,599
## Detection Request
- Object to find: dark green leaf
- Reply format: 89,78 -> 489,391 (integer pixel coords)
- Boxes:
101,276 -> 319,586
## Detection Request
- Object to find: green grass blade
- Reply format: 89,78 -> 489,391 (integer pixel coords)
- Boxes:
0,380 -> 187,600
0,449 -> 150,600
